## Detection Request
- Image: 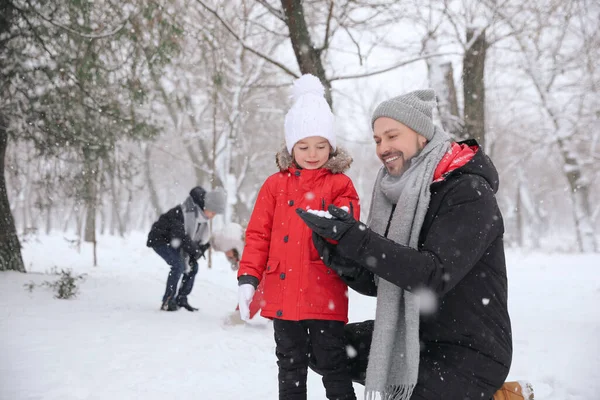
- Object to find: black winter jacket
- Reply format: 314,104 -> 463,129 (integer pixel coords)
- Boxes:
146,205 -> 204,260
337,140 -> 512,397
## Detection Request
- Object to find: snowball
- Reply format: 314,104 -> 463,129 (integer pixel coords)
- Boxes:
306,209 -> 333,219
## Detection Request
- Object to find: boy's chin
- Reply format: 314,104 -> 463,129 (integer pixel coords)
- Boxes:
300,162 -> 326,170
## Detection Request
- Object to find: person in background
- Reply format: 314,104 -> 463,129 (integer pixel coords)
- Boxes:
237,74 -> 360,400
147,186 -> 226,312
210,222 -> 245,271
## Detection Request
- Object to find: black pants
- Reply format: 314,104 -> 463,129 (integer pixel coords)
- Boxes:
273,319 -> 356,400
154,245 -> 198,303
308,320 -> 504,400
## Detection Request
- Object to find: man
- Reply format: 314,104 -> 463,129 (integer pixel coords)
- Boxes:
147,186 -> 226,312
297,90 -> 513,399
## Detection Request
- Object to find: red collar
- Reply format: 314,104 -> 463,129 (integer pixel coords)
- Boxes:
433,143 -> 477,182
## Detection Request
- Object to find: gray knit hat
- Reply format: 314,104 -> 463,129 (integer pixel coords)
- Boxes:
371,89 -> 437,140
204,187 -> 227,214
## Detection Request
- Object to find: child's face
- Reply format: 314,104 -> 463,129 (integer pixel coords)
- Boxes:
204,210 -> 217,219
292,136 -> 331,170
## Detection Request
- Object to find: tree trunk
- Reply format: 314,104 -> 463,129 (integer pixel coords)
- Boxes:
424,35 -> 464,139
109,166 -> 125,236
557,138 -> 597,252
143,144 -> 162,216
207,82 -> 219,269
45,204 -> 52,235
82,151 -> 98,265
428,61 -> 464,138
280,0 -> 332,107
516,169 -> 542,249
463,28 -> 487,148
0,113 -> 26,272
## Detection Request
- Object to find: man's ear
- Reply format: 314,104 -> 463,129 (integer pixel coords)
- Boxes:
418,134 -> 428,149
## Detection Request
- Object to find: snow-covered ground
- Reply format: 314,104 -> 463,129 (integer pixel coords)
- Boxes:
1,233 -> 599,400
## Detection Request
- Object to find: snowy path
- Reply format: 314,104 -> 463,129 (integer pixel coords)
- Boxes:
1,234 -> 599,399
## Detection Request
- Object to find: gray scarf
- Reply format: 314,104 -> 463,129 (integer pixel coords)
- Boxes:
182,196 -> 209,268
365,126 -> 450,400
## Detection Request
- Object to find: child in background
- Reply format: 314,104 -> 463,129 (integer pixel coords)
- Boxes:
237,74 -> 360,400
210,222 -> 245,271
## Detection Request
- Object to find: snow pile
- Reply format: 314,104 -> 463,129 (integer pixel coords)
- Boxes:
0,234 -> 598,400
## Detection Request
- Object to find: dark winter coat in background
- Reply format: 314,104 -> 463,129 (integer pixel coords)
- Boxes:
147,205 -> 205,260
337,140 -> 513,398
238,146 -> 360,322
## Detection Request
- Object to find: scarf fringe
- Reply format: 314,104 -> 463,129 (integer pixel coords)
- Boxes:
365,384 -> 415,400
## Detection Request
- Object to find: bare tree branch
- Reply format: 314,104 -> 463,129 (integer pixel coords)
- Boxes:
340,23 -> 363,65
194,0 -> 298,78
329,51 -> 459,81
318,0 -> 334,53
256,0 -> 286,21
23,0 -> 129,39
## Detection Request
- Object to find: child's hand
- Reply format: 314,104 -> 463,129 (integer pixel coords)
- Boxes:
238,284 -> 256,322
296,204 -> 362,241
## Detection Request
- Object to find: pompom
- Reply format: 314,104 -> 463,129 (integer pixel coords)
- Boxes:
292,74 -> 325,100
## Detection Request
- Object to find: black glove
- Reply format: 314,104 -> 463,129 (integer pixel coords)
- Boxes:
197,242 -> 211,259
296,204 -> 361,241
188,257 -> 198,268
312,232 -> 362,278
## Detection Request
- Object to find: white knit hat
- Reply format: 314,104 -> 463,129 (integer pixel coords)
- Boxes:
284,74 -> 336,153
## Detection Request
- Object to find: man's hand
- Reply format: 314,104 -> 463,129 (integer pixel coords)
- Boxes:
238,284 -> 256,322
296,204 -> 361,241
312,233 -> 362,278
188,257 -> 198,269
197,242 -> 211,259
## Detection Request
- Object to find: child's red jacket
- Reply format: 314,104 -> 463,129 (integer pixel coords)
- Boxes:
238,147 -> 360,322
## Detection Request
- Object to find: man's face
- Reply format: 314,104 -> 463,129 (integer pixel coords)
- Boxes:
373,117 -> 428,176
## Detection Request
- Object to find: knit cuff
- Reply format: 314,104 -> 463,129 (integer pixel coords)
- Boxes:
238,274 -> 259,289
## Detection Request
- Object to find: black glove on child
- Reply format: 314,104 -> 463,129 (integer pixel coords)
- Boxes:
296,204 -> 361,241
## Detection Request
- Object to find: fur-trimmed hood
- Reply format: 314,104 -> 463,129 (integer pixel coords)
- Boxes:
275,145 -> 353,174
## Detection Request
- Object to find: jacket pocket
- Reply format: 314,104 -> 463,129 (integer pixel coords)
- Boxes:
305,261 -> 348,314
261,259 -> 282,310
